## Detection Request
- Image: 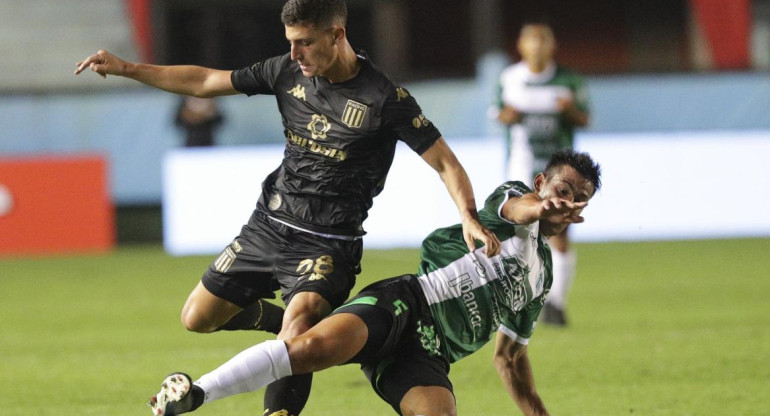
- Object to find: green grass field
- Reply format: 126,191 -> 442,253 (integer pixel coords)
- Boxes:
2,238 -> 768,415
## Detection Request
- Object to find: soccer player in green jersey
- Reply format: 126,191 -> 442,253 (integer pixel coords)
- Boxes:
148,149 -> 601,416
492,20 -> 591,326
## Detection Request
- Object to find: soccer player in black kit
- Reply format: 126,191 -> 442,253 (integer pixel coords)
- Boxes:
76,1 -> 501,415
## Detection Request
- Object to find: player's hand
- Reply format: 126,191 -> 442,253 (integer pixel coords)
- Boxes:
74,49 -> 126,78
497,106 -> 521,125
556,97 -> 575,113
556,96 -> 589,127
537,197 -> 587,225
462,218 -> 501,257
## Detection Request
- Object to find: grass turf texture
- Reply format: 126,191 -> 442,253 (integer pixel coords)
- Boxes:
1,239 -> 768,415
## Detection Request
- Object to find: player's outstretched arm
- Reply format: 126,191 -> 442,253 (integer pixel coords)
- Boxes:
74,49 -> 238,98
493,332 -> 550,416
420,137 -> 501,256
502,192 -> 586,226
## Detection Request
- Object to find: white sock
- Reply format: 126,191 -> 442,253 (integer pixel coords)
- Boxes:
548,249 -> 576,309
193,339 -> 293,404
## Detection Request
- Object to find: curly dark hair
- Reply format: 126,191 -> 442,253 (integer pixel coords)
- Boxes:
281,0 -> 347,28
544,148 -> 602,193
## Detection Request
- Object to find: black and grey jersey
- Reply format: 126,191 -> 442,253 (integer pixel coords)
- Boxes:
231,52 -> 441,236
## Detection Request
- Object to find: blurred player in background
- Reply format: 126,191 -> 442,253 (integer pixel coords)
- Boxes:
147,149 -> 602,416
76,0 -> 499,415
491,20 -> 590,326
174,96 -> 224,147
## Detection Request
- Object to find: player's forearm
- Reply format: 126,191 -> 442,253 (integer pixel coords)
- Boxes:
501,193 -> 544,225
512,387 -> 549,416
122,63 -> 222,97
494,353 -> 549,416
421,138 -> 479,221
440,162 -> 479,222
563,106 -> 589,127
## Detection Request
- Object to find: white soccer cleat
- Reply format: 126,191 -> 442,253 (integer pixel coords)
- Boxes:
147,373 -> 194,416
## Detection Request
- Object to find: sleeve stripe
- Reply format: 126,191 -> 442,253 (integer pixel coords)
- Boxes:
498,324 -> 530,345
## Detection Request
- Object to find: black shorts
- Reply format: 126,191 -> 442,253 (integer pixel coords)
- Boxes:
332,275 -> 454,415
201,210 -> 362,308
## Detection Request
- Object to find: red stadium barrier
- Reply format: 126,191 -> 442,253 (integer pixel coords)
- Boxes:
0,155 -> 115,256
689,0 -> 751,69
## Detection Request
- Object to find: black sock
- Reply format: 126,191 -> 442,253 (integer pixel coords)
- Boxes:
263,373 -> 313,416
189,385 -> 205,413
216,300 -> 284,334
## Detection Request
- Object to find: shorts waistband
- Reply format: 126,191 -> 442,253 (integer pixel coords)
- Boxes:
266,215 -> 363,241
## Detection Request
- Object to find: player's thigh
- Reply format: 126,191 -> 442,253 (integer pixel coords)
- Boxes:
279,291 -> 333,338
276,231 -> 362,309
200,215 -> 289,308
285,312 -> 369,373
362,345 -> 454,415
400,385 -> 457,416
180,281 -> 244,332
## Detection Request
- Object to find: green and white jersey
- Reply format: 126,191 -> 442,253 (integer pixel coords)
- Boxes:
494,62 -> 589,183
416,181 -> 552,362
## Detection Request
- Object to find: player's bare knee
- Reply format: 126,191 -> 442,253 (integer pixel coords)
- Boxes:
286,333 -> 329,373
180,311 -> 216,333
401,386 -> 456,416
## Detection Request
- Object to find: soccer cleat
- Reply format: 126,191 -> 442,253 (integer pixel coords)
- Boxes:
148,373 -> 194,416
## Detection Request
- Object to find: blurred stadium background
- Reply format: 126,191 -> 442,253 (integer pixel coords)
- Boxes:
1,0 -> 770,251
1,1 -> 769,415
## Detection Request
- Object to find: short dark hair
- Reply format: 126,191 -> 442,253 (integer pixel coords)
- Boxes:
519,13 -> 554,33
281,0 -> 347,28
544,149 -> 602,193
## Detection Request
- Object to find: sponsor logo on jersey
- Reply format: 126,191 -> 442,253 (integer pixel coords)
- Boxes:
341,99 -> 367,128
450,273 -> 483,328
287,129 -> 348,161
396,87 -> 409,101
307,114 -> 331,140
268,193 -> 282,210
411,114 -> 431,129
287,84 -> 307,101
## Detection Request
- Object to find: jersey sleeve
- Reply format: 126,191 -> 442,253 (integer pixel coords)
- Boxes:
230,54 -> 289,96
381,86 -> 441,155
498,293 -> 546,345
481,181 -> 533,224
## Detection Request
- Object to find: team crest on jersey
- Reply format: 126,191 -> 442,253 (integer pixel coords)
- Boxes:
307,114 -> 331,140
341,99 -> 367,128
287,84 -> 307,101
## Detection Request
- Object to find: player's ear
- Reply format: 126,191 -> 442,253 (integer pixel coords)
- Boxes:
331,26 -> 345,43
533,173 -> 546,193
